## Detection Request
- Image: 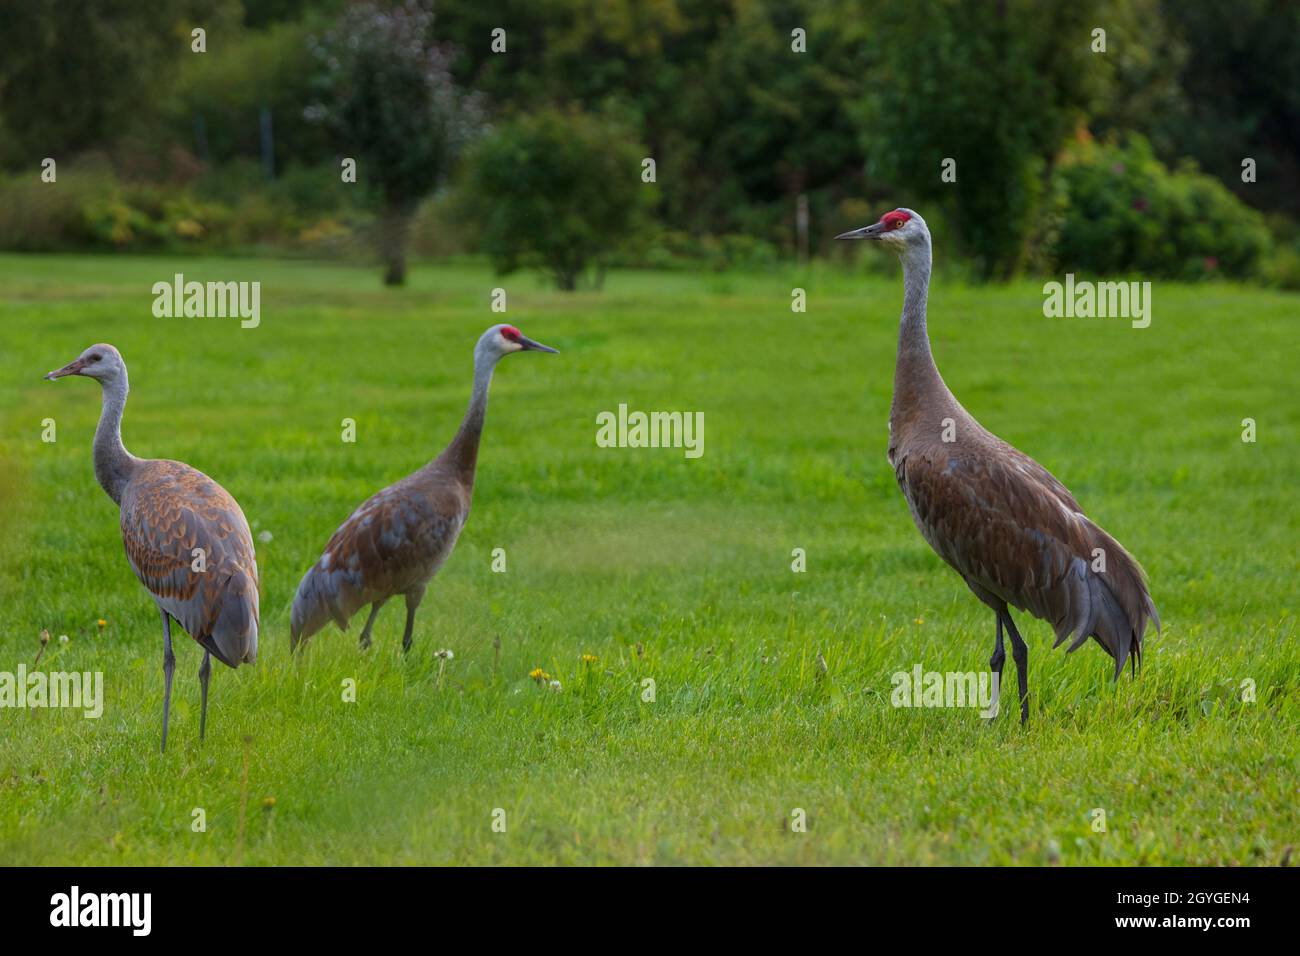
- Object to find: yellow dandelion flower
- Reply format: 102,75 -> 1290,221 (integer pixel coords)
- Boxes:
529,667 -> 550,682
97,619 -> 107,629
581,654 -> 598,664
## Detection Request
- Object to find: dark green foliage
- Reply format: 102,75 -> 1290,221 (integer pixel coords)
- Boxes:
1053,135 -> 1271,279
461,107 -> 648,290
1157,0 -> 1300,218
0,0 -> 1294,280
0,0 -> 241,166
857,0 -> 1110,278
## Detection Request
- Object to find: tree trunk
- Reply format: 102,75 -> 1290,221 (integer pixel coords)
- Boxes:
379,201 -> 413,286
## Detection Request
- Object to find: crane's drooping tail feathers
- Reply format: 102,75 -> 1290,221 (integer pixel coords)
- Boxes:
202,570 -> 259,667
1049,521 -> 1159,679
290,563 -> 355,650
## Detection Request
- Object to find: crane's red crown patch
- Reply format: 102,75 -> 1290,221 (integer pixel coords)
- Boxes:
881,210 -> 912,229
501,325 -> 522,341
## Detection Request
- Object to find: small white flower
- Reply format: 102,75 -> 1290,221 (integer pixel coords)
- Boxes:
548,680 -> 562,692
257,530 -> 273,543
434,648 -> 454,660
59,634 -> 69,644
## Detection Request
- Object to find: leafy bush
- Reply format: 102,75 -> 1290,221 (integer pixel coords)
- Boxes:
460,107 -> 650,290
641,231 -> 780,272
1264,241 -> 1300,290
0,160 -> 357,254
1051,134 -> 1272,279
0,167 -> 111,251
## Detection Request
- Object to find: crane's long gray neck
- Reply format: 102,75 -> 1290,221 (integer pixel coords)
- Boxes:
440,344 -> 500,483
94,373 -> 137,504
891,234 -> 949,424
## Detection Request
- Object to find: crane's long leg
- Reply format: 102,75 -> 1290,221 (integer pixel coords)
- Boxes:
160,610 -> 175,753
988,615 -> 1005,718
401,589 -> 424,655
358,599 -> 387,650
198,650 -> 211,741
1000,610 -> 1030,724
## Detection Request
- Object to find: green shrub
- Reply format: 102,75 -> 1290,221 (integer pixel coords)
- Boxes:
1051,134 -> 1271,279
459,106 -> 650,290
0,160 -> 352,254
1264,241 -> 1300,291
0,164 -> 114,251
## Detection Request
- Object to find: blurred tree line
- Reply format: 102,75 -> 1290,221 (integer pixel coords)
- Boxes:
0,0 -> 1295,286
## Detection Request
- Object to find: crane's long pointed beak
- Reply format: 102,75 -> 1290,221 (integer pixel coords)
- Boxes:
835,223 -> 885,241
519,336 -> 559,354
44,360 -> 84,380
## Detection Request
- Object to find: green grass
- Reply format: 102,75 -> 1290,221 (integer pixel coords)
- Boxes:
0,252 -> 1295,865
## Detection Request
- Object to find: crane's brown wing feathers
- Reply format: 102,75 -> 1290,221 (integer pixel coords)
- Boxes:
290,476 -> 468,643
119,460 -> 259,666
896,445 -> 1157,676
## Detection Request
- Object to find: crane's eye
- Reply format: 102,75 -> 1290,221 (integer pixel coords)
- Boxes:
89,353 -> 102,361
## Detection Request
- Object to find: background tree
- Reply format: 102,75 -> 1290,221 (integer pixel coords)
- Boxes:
0,0 -> 240,168
461,107 -> 648,290
856,0 -> 1112,278
306,0 -> 482,284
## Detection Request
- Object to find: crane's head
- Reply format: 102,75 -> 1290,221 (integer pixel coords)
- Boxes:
45,343 -> 126,384
835,208 -> 928,249
477,323 -> 559,361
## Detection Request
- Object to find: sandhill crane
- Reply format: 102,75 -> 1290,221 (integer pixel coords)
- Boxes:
290,323 -> 558,653
836,209 -> 1159,722
45,344 -> 259,751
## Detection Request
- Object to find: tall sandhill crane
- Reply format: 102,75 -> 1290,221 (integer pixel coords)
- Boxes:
290,323 -> 558,653
45,344 -> 259,751
836,209 -> 1159,722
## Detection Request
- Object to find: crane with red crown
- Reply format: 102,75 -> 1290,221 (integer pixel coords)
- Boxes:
836,209 -> 1159,722
290,324 -> 558,653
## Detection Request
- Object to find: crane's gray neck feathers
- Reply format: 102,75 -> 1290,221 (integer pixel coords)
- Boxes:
94,374 -> 138,504
439,342 -> 500,483
891,233 -> 951,429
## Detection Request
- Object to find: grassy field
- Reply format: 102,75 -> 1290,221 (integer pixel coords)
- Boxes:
0,252 -> 1295,865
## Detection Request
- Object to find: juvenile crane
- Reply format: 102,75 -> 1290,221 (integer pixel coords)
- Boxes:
836,210 -> 1158,722
290,324 -> 558,653
46,345 -> 259,751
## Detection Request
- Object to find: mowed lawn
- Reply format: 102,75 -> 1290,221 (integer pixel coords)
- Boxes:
0,252 -> 1295,865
